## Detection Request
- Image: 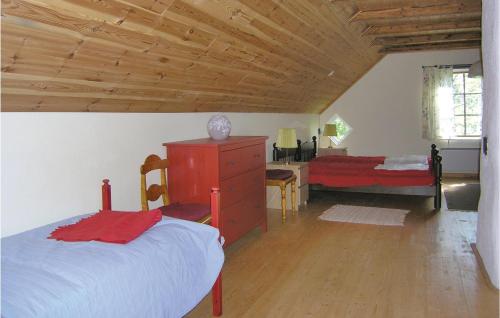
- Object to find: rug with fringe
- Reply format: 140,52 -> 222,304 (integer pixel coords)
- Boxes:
318,204 -> 410,226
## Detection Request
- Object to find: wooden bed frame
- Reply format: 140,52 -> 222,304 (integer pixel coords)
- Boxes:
272,136 -> 317,162
101,179 -> 223,316
272,141 -> 442,210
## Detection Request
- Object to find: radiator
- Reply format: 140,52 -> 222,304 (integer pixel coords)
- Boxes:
440,147 -> 480,174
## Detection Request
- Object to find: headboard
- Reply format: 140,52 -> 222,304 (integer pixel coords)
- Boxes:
272,136 -> 317,162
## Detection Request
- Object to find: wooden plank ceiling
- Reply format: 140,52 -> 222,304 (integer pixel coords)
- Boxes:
344,0 -> 482,53
1,0 -> 481,113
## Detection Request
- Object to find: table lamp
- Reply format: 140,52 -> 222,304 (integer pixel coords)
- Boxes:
276,128 -> 297,164
323,124 -> 337,148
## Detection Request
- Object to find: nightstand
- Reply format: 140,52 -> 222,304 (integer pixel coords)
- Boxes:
266,161 -> 309,210
318,147 -> 347,156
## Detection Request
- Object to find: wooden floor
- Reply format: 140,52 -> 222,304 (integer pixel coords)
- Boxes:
187,186 -> 499,318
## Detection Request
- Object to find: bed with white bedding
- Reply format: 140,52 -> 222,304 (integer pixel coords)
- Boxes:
1,215 -> 224,318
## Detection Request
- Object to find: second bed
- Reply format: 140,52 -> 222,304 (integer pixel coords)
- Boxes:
308,145 -> 442,209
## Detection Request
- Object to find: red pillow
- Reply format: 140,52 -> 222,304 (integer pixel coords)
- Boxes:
48,209 -> 162,244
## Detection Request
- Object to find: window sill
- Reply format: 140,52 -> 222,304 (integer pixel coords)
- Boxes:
439,137 -> 481,141
437,138 -> 481,149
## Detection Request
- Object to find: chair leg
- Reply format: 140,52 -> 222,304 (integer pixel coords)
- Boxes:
280,183 -> 286,223
291,179 -> 297,215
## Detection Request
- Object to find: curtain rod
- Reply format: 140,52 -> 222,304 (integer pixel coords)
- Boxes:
422,64 -> 471,69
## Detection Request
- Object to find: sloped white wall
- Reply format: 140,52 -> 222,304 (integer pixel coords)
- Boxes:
476,0 -> 500,289
1,112 -> 318,237
320,49 -> 480,158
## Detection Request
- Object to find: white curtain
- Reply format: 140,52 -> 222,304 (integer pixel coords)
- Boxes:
421,66 -> 454,140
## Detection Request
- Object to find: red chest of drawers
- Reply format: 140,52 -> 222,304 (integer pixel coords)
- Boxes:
163,136 -> 268,246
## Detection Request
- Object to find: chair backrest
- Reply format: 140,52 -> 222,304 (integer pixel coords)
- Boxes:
140,154 -> 170,211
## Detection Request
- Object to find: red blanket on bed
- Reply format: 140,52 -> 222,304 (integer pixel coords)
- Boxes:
308,155 -> 434,187
48,209 -> 162,244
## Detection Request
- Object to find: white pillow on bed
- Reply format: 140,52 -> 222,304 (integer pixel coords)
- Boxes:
375,163 -> 429,171
384,155 -> 428,165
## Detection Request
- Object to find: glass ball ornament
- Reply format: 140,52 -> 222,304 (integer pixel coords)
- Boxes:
207,114 -> 232,140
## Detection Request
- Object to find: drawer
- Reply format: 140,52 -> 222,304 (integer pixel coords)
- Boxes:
219,144 -> 265,180
220,167 -> 265,209
318,147 -> 347,156
221,189 -> 266,246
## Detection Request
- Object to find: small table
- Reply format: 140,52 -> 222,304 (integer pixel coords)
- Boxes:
317,147 -> 348,156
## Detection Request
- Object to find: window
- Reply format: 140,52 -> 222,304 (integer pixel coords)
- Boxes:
326,114 -> 352,146
452,71 -> 482,137
422,66 -> 482,141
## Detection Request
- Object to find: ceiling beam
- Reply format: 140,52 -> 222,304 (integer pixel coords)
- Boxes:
350,3 -> 482,22
363,20 -> 481,36
380,40 -> 481,53
372,32 -> 481,46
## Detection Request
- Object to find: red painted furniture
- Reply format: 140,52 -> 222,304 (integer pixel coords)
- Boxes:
164,136 -> 268,246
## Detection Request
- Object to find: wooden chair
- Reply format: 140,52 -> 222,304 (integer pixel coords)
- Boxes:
266,169 -> 297,223
140,154 -> 211,224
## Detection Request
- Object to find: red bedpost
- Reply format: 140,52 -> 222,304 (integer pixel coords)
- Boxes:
212,273 -> 222,316
102,179 -> 112,211
210,187 -> 222,316
210,187 -> 220,230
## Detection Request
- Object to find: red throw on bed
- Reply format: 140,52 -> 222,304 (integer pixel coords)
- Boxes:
308,155 -> 434,187
48,209 -> 162,244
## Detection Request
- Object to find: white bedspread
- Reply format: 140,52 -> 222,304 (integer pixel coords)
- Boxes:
2,215 -> 224,318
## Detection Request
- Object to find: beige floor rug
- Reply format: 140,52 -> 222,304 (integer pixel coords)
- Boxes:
318,205 -> 410,226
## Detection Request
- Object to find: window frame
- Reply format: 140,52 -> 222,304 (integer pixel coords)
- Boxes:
452,70 -> 482,138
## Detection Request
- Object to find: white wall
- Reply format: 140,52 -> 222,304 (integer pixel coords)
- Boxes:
476,0 -> 500,289
320,49 -> 481,164
1,112 -> 318,237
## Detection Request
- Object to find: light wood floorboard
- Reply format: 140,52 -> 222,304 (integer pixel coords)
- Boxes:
187,188 -> 499,318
